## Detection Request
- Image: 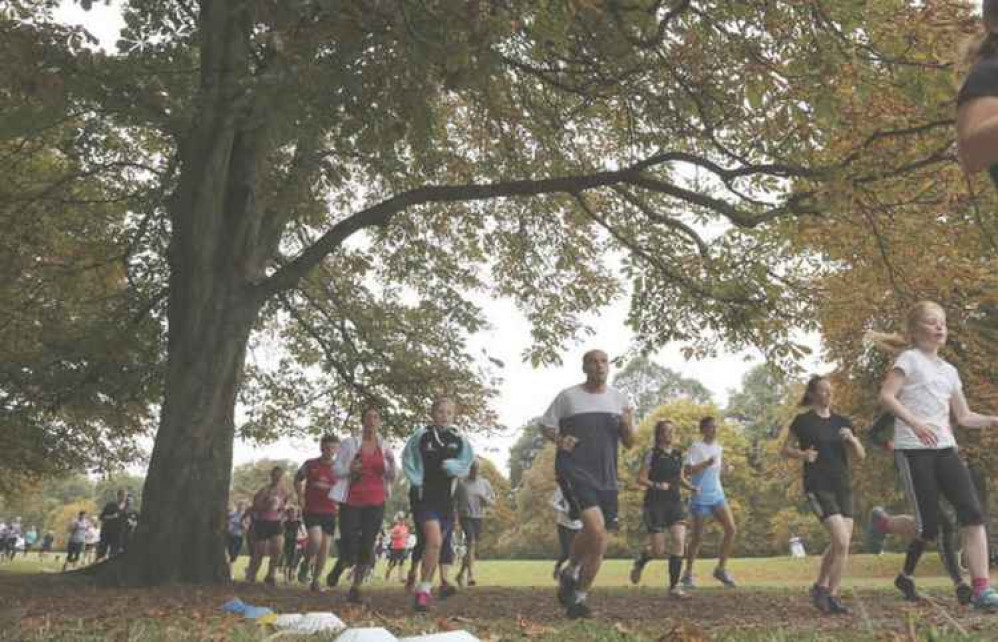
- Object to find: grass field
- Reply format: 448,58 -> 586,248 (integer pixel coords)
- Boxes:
0,554 -> 993,641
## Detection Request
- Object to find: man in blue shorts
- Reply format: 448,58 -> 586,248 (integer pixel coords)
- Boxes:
682,416 -> 738,588
540,349 -> 635,619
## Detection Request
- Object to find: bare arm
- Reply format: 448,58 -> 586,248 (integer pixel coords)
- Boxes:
951,388 -> 998,429
293,467 -> 306,507
780,426 -> 813,462
636,462 -> 652,490
842,428 -> 866,461
957,98 -> 998,174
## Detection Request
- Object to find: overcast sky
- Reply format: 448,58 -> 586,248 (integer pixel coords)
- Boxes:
54,2 -> 824,476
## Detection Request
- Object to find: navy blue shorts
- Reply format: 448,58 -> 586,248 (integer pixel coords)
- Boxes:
557,476 -> 619,532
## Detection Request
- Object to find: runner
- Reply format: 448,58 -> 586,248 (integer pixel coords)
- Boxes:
550,487 -> 582,580
540,349 -> 635,619
630,419 -> 698,599
281,505 -> 304,584
227,500 -> 248,564
245,465 -> 290,586
455,459 -> 496,588
23,525 -> 37,558
385,514 -> 410,582
402,396 -> 475,613
39,531 -> 53,560
83,521 -> 99,565
62,511 -> 89,572
781,376 -> 865,614
97,490 -> 126,562
870,300 -> 998,611
866,412 -> 974,605
682,416 -> 738,589
956,0 -> 998,181
329,405 -> 397,603
294,434 -> 340,591
5,518 -> 21,562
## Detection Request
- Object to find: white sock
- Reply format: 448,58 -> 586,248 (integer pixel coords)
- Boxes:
418,581 -> 432,593
570,565 -> 581,581
574,590 -> 588,603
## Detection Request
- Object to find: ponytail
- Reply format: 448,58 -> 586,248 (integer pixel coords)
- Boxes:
864,330 -> 908,354
864,300 -> 945,354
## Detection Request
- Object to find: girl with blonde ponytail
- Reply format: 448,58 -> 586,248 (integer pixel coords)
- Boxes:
957,0 -> 998,178
870,301 -> 998,611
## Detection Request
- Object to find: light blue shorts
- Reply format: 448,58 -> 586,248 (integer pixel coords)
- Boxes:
689,498 -> 727,518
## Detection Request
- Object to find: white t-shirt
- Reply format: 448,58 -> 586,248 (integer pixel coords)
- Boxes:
892,348 -> 960,450
684,440 -> 724,504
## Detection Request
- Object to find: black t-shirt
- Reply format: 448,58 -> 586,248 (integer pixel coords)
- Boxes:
413,426 -> 467,512
789,410 -> 854,492
958,54 -> 998,187
643,447 -> 684,505
99,501 -> 124,535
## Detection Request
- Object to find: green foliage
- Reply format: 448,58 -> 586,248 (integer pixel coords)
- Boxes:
725,364 -> 801,442
612,356 -> 712,417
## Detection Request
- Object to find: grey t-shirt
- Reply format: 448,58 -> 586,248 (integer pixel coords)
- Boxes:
456,478 -> 495,519
541,384 -> 629,491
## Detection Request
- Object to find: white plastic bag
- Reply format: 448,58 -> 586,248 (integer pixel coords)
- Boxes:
399,632 -> 482,642
333,627 -> 399,642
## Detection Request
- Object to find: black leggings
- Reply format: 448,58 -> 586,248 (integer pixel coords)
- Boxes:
338,504 -> 385,568
895,448 -> 984,541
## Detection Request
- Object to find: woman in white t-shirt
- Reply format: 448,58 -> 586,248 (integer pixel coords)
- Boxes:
872,300 -> 998,611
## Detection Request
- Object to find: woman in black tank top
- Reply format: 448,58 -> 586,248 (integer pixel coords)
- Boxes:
628,420 -> 697,599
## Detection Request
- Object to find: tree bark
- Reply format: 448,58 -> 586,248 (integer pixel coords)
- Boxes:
94,0 -> 270,585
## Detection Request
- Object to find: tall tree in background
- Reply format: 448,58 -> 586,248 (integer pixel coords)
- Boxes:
612,355 -> 712,417
725,364 -> 798,441
3,0 -> 973,585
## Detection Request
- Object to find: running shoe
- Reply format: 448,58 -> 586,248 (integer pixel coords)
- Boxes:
309,579 -> 322,593
565,600 -> 592,619
297,559 -> 310,584
629,559 -> 643,585
557,568 -> 578,606
866,506 -> 888,554
327,562 -> 345,588
668,586 -> 691,600
467,578 -> 477,587
680,573 -> 696,589
973,587 -> 998,612
413,589 -> 431,613
894,573 -> 919,602
826,595 -> 850,615
956,582 -> 974,606
810,584 -> 830,613
347,586 -> 363,604
713,566 -> 737,588
439,582 -> 458,600
263,575 -> 276,587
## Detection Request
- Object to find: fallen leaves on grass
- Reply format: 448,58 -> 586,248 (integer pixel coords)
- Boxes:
658,620 -> 710,642
516,615 -> 552,637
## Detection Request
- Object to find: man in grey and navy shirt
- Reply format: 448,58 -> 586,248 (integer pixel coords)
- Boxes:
539,349 -> 635,619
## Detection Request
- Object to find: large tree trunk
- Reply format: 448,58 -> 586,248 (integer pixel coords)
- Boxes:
95,0 -> 273,585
